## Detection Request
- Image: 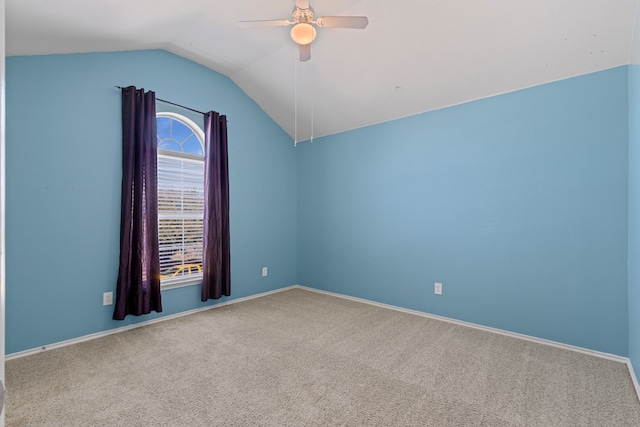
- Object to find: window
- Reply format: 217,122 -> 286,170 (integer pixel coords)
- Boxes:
156,112 -> 205,288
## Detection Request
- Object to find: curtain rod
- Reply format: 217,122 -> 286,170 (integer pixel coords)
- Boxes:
115,86 -> 207,115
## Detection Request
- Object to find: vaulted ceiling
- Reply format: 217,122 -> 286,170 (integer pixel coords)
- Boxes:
6,0 -> 638,141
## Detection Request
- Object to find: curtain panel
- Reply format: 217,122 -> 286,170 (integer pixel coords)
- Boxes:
113,86 -> 163,320
201,111 -> 231,301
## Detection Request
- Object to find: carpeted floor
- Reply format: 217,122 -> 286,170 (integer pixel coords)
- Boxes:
6,288 -> 640,426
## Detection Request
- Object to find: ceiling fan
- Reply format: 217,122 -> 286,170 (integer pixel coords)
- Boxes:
239,0 -> 369,62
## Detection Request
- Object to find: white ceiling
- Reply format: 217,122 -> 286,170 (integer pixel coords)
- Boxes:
6,0 -> 639,141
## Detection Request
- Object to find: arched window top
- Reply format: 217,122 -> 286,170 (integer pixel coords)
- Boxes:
157,112 -> 204,157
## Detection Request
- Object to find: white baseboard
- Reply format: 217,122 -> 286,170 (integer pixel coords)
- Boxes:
294,285 -> 640,402
295,285 -> 628,362
7,283 -> 640,404
5,285 -> 298,361
627,359 -> 640,403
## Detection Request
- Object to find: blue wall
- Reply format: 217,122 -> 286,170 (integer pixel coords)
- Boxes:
5,50 -> 634,359
629,65 -> 640,377
298,67 -> 629,355
6,50 -> 297,354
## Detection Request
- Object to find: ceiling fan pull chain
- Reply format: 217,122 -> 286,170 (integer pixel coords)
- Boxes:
294,51 -> 299,146
310,62 -> 314,143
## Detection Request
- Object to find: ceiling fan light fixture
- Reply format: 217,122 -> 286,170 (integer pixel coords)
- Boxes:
290,23 -> 316,45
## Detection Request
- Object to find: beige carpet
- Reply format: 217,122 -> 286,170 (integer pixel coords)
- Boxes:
6,288 -> 640,426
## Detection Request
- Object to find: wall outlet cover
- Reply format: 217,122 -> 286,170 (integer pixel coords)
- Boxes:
103,292 -> 113,306
434,282 -> 443,295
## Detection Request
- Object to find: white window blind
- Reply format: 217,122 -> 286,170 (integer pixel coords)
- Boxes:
157,150 -> 204,286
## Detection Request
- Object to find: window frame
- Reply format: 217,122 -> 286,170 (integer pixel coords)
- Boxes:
156,112 -> 205,290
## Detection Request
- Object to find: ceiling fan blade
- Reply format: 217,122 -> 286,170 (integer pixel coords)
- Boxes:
238,19 -> 292,29
316,16 -> 369,29
299,44 -> 311,62
295,0 -> 310,10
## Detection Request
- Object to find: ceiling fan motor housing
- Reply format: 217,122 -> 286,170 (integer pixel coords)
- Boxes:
293,7 -> 314,24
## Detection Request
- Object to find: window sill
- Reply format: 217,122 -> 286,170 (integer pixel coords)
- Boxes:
161,276 -> 202,291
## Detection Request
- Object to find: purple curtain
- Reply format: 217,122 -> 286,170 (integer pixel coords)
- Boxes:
113,86 -> 162,320
201,111 -> 231,301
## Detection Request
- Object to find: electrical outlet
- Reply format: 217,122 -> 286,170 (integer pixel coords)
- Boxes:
103,292 -> 113,306
262,267 -> 268,277
434,282 -> 443,296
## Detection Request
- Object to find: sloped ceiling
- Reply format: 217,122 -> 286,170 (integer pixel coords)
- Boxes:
6,0 -> 638,141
